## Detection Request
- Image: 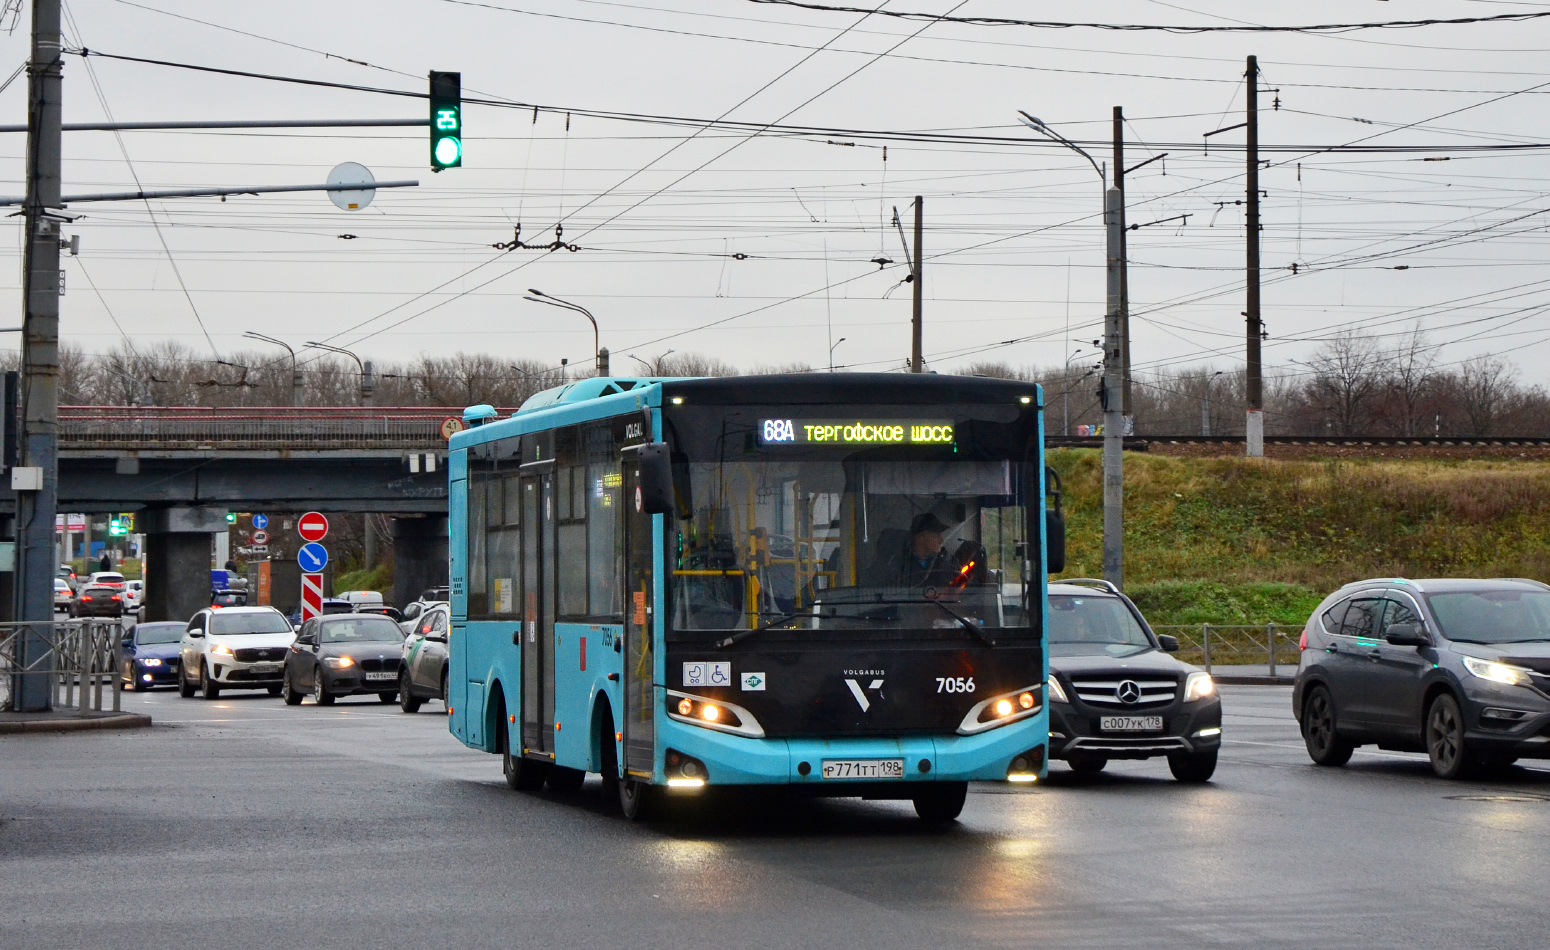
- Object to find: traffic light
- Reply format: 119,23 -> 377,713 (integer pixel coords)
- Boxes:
108,515 -> 128,537
429,71 -> 462,170
226,512 -> 236,524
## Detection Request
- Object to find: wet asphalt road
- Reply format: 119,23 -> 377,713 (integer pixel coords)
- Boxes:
2,685 -> 1548,949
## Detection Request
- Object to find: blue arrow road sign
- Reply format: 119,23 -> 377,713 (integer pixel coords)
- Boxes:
298,542 -> 329,573
252,514 -> 268,530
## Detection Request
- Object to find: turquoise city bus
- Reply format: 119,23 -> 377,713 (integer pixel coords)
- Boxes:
446,373 -> 1061,820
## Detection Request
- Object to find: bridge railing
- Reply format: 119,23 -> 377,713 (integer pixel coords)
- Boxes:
58,406 -> 514,451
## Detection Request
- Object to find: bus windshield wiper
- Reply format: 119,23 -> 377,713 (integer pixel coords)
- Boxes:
714,611 -> 805,649
924,598 -> 997,648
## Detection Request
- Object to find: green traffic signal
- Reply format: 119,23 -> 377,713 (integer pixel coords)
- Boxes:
430,71 -> 462,170
226,512 -> 236,523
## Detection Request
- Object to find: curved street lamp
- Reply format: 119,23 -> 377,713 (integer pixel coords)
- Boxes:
244,330 -> 302,406
304,341 -> 373,406
526,289 -> 607,375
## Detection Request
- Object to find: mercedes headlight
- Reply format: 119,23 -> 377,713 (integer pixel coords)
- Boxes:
1462,655 -> 1532,687
1184,671 -> 1216,703
1047,675 -> 1069,704
323,656 -> 355,669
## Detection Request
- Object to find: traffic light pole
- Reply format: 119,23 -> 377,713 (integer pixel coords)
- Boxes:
13,0 -> 62,710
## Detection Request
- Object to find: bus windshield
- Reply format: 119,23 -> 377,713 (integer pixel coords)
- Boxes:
671,457 -> 1026,633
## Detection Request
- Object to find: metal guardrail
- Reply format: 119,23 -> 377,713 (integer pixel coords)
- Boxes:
57,405 -> 517,451
1151,623 -> 1302,675
0,620 -> 124,714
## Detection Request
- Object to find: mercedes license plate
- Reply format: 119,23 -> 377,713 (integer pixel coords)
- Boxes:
1100,715 -> 1163,732
365,671 -> 396,682
821,758 -> 904,780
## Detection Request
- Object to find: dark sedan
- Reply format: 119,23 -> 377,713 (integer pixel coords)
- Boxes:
281,614 -> 405,706
118,622 -> 185,690
70,584 -> 125,618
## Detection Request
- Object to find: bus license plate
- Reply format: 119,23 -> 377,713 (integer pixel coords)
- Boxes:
821,759 -> 904,780
1101,716 -> 1163,732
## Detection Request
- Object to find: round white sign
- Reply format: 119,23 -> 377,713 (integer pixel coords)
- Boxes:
327,162 -> 376,211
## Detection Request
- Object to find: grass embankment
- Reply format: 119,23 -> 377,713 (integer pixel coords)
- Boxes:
331,563 -> 392,595
1049,449 -> 1550,625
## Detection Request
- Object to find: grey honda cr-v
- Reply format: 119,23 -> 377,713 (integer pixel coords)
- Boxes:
1293,577 -> 1550,778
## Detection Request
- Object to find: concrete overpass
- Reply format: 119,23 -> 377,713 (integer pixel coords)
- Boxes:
3,406 -> 498,621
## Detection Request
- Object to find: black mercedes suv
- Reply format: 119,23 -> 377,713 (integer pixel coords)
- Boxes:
1294,577 -> 1550,779
1046,580 -> 1222,782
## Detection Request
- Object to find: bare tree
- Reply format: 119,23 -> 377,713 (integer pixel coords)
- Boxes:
1456,355 -> 1517,437
1306,331 -> 1387,436
1377,326 -> 1438,437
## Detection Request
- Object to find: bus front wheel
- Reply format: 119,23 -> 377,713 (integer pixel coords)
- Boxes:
912,782 -> 968,823
619,778 -> 662,821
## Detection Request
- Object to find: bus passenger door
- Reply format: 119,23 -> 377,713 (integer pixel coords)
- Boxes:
520,467 -> 557,757
621,456 -> 655,776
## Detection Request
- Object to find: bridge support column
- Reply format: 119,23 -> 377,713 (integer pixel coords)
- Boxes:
392,515 -> 447,608
142,507 -> 226,623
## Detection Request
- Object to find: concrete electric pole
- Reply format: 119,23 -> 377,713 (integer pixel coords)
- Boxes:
12,0 -> 63,710
911,196 -> 923,373
1103,187 -> 1125,589
1245,55 -> 1264,457
1114,107 -> 1131,433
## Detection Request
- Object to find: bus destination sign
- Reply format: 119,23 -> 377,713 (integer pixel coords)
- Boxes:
758,419 -> 955,446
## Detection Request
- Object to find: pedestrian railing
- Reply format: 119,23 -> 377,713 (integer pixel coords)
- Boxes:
0,620 -> 124,714
1150,623 -> 1302,675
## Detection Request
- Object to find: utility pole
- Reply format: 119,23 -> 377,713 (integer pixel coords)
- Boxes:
1103,187 -> 1124,589
1114,107 -> 1131,434
1245,55 -> 1264,457
12,0 -> 62,711
911,196 -> 924,373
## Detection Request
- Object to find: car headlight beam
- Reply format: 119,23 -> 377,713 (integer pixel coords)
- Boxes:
322,656 -> 355,669
1462,655 -> 1532,687
1047,675 -> 1069,704
210,644 -> 233,657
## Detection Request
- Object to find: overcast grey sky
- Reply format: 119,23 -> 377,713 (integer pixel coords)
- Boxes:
5,0 -> 1550,388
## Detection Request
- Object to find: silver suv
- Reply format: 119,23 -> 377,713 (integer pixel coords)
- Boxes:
1294,578 -> 1550,778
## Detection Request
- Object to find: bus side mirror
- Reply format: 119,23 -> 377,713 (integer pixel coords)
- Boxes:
1044,465 -> 1066,574
637,441 -> 675,515
1045,509 -> 1066,574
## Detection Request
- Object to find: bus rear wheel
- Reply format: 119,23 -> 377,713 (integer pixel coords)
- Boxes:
500,718 -> 546,791
912,782 -> 968,823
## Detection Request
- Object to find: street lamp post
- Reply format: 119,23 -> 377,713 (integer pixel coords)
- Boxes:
1019,110 -> 1126,588
1202,370 -> 1224,436
244,331 -> 302,406
526,289 -> 607,376
304,341 -> 372,406
829,337 -> 846,372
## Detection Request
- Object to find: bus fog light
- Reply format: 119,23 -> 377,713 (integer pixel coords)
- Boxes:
701,704 -> 720,722
1018,691 -> 1035,710
995,699 -> 1014,717
678,698 -> 693,716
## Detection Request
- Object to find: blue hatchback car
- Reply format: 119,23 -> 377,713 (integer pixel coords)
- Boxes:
118,622 -> 186,690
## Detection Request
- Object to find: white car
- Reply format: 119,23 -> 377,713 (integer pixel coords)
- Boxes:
53,578 -> 73,612
88,571 -> 127,589
124,580 -> 143,611
178,605 -> 296,700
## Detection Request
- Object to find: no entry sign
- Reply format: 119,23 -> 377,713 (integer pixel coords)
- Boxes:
297,511 -> 329,543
